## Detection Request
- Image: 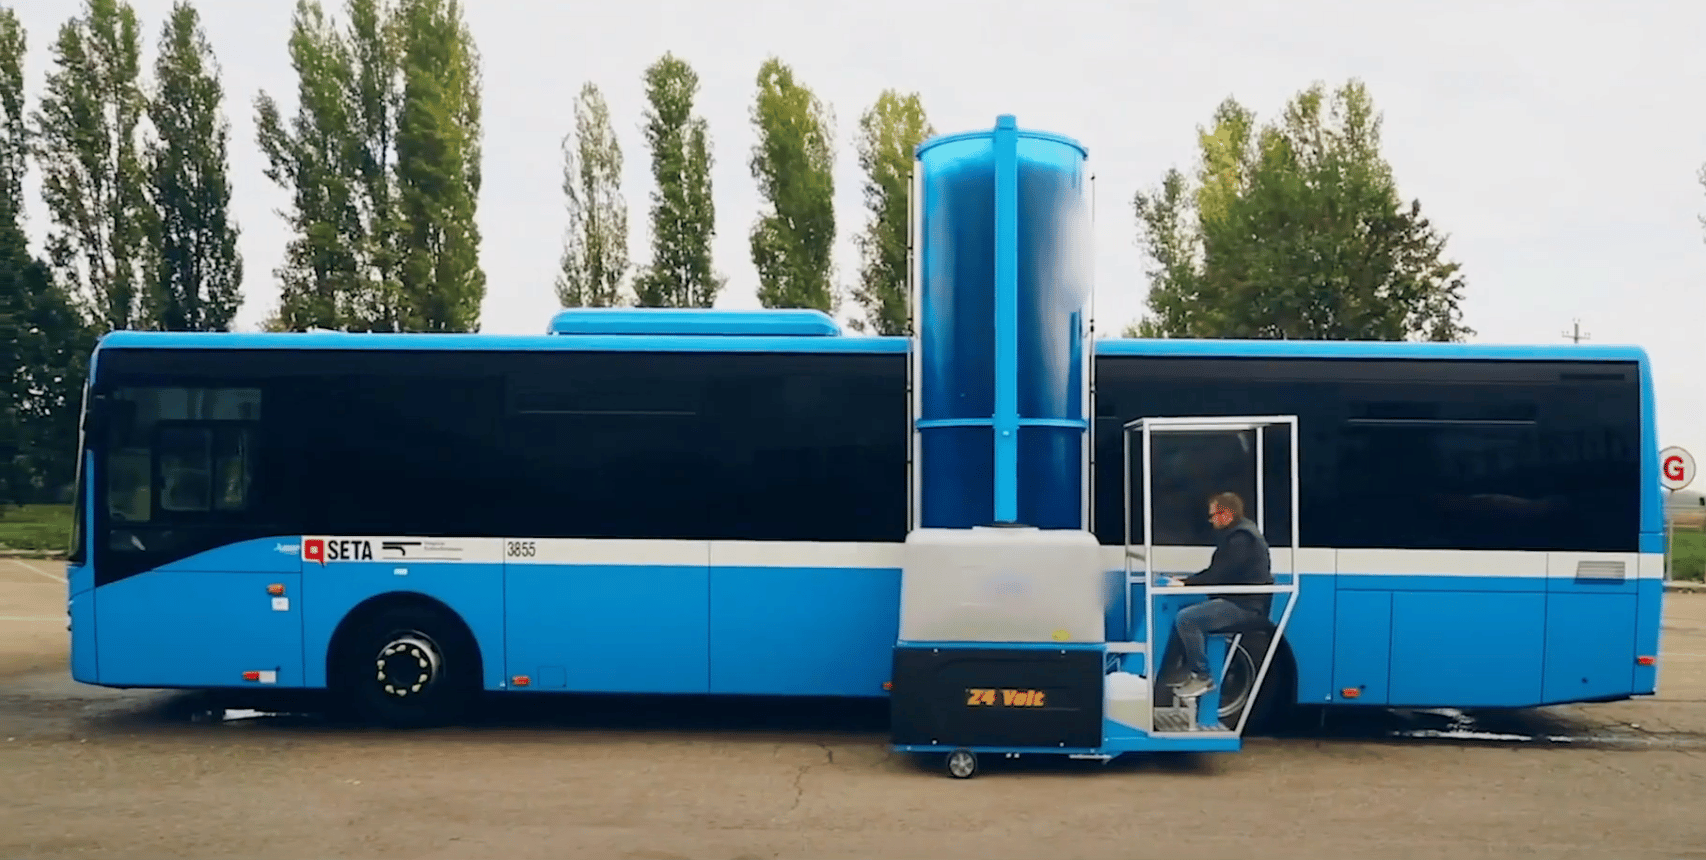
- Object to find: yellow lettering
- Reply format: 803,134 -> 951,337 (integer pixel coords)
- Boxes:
967,688 -> 1046,707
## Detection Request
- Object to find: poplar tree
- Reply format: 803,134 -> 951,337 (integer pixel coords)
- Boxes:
256,0 -> 484,331
555,81 -> 628,308
747,57 -> 836,312
633,52 -> 722,308
33,0 -> 151,332
147,1 -> 243,331
851,89 -> 932,334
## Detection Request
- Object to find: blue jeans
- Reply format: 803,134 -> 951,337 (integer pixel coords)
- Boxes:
1174,599 -> 1263,679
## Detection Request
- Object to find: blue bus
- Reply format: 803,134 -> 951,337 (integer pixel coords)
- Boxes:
63,315 -> 1665,731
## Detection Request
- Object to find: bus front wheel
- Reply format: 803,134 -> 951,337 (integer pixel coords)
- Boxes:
335,602 -> 478,729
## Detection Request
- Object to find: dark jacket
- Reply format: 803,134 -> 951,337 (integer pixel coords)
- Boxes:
1182,517 -> 1273,616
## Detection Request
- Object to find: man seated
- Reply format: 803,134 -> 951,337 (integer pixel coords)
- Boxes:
1163,491 -> 1273,699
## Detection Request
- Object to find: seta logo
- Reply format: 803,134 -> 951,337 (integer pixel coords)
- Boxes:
302,538 -> 374,566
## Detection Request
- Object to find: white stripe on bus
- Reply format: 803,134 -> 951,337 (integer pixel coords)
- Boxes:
294,536 -> 1664,579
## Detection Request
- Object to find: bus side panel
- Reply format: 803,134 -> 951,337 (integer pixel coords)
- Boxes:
1634,549 -> 1665,695
68,586 -> 98,683
95,539 -> 304,688
706,543 -> 902,697
67,563 -> 97,684
1340,549 -> 1546,707
1541,551 -> 1641,703
1330,589 -> 1392,705
1542,592 -> 1637,704
1280,567 -> 1338,707
1388,588 -> 1546,707
301,554 -> 507,692
504,553 -> 711,695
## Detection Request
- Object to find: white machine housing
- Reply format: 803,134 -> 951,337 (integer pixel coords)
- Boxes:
898,525 -> 1107,643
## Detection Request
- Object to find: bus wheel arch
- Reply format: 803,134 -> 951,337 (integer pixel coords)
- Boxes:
1164,629 -> 1298,735
1235,633 -> 1298,737
326,593 -> 483,729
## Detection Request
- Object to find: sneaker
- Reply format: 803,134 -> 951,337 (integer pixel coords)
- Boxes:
1172,673 -> 1214,698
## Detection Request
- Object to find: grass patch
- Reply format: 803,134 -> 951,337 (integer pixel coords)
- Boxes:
1672,530 -> 1706,582
0,504 -> 74,554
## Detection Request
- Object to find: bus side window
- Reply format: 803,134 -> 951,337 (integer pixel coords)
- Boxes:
153,423 -> 252,514
156,425 -> 213,512
104,386 -> 260,547
106,394 -> 150,524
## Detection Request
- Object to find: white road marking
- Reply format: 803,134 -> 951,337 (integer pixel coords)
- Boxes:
0,615 -> 61,622
3,558 -> 65,583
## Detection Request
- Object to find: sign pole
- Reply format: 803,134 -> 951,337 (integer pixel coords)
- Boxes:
1659,446 -> 1696,583
1665,487 -> 1674,582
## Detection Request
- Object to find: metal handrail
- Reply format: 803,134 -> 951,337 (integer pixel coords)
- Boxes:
1149,584 -> 1298,594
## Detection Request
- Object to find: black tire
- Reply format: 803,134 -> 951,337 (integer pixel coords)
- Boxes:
1230,635 -> 1295,736
334,603 -> 479,729
1157,631 -> 1293,734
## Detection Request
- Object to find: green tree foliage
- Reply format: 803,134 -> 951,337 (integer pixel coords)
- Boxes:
0,4 -> 20,215
256,0 -> 484,332
851,89 -> 931,334
392,0 -> 483,331
1129,80 -> 1471,342
0,4 -> 29,503
254,0 -> 360,330
633,52 -> 722,308
33,0 -> 152,333
747,57 -> 836,312
0,6 -> 92,504
343,0 -> 402,326
147,1 -> 242,331
4,231 -> 91,504
555,81 -> 628,308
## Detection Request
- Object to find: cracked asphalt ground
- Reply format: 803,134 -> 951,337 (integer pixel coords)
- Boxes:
2,556 -> 1705,860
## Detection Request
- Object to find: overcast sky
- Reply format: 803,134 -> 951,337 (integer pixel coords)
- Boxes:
10,0 -> 1706,475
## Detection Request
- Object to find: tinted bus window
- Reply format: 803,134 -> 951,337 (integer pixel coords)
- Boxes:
95,383 -> 267,583
1093,356 -> 1642,553
708,353 -> 907,543
501,351 -> 907,542
1329,375 -> 1640,552
96,347 -> 909,550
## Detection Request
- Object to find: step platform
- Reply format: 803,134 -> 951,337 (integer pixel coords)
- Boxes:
887,642 -> 1241,779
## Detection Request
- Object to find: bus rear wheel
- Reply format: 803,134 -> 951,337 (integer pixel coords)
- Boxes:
1159,632 -> 1291,734
335,603 -> 478,729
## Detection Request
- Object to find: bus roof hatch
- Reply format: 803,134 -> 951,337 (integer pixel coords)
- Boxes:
545,308 -> 843,337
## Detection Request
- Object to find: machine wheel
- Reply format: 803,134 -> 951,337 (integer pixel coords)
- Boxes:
335,603 -> 478,729
945,749 -> 978,779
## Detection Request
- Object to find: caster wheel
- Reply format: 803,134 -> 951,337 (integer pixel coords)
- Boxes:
945,749 -> 978,779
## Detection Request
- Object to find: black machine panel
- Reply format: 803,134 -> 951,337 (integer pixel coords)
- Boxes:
889,646 -> 1104,750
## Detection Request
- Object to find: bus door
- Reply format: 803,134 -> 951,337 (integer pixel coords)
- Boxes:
1122,415 -> 1301,735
